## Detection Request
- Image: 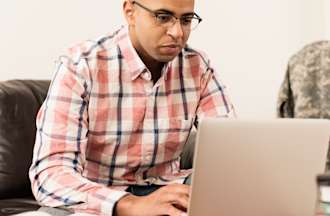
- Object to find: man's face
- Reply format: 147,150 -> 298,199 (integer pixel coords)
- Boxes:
125,0 -> 195,63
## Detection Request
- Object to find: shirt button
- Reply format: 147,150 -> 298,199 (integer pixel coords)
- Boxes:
145,154 -> 152,161
145,88 -> 153,96
145,73 -> 151,80
148,177 -> 157,184
142,71 -> 152,81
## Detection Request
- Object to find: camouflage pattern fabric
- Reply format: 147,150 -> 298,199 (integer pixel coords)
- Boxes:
277,41 -> 330,170
277,40 -> 330,118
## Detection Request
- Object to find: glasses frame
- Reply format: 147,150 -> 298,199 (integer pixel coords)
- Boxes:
131,1 -> 203,31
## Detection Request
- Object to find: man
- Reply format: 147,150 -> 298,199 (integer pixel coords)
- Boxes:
29,0 -> 235,215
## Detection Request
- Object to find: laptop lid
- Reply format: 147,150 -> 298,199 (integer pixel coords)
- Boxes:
188,118 -> 330,216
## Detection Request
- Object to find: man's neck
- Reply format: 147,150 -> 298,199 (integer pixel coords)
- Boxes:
138,52 -> 165,84
128,27 -> 165,84
147,61 -> 164,84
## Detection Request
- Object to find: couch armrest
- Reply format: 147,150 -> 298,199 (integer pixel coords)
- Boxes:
0,80 -> 50,199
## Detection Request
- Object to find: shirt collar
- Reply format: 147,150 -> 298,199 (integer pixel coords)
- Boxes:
116,26 -> 171,81
116,26 -> 147,80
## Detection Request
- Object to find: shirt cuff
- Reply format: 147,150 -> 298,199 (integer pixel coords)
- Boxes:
89,188 -> 129,215
70,187 -> 129,216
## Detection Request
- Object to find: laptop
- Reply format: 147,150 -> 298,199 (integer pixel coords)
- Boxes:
188,118 -> 330,216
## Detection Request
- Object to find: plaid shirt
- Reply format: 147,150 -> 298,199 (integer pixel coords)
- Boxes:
29,26 -> 235,215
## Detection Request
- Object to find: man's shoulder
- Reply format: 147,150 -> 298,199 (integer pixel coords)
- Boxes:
182,45 -> 211,69
65,27 -> 124,62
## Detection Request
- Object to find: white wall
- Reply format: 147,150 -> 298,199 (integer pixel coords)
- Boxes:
0,0 -> 327,118
0,0 -> 124,80
190,0 -> 326,117
326,0 -> 330,38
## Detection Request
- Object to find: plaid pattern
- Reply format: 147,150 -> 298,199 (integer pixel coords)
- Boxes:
29,26 -> 235,215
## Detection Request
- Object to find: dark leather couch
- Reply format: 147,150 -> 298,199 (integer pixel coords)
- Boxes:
0,80 -> 50,215
0,79 -> 195,216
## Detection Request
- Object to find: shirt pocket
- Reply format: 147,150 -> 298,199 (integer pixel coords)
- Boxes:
150,117 -> 194,163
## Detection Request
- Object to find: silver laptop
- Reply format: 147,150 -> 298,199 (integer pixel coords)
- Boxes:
188,118 -> 330,216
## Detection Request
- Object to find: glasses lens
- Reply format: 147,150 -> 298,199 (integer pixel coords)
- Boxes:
155,13 -> 201,31
155,13 -> 173,25
189,18 -> 200,30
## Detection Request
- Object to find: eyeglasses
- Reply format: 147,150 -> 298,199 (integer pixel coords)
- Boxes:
132,1 -> 202,31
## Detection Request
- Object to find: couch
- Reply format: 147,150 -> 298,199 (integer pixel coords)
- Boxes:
0,80 -> 49,215
0,79 -> 195,216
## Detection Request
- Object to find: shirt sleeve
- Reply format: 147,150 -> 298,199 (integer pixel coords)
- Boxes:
195,58 -> 236,126
29,52 -> 128,216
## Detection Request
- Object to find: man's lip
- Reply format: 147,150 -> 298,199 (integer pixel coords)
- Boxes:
161,44 -> 181,48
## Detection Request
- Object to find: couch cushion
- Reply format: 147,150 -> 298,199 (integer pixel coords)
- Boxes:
0,197 -> 40,216
0,80 -> 50,199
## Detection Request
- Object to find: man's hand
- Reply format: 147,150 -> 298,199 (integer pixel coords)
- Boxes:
115,183 -> 190,216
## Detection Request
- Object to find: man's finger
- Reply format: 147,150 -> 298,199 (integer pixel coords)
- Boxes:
161,192 -> 189,210
161,184 -> 190,196
166,204 -> 187,216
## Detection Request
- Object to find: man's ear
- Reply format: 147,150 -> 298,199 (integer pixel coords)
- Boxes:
123,0 -> 135,26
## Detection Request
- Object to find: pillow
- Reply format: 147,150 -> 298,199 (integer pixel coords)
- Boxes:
0,80 -> 49,198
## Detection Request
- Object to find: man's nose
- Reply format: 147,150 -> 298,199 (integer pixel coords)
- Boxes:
167,20 -> 184,39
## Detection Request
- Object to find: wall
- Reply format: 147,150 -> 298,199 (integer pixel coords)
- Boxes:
191,0 -> 326,117
326,0 -> 330,38
0,0 -> 124,80
0,0 -> 327,118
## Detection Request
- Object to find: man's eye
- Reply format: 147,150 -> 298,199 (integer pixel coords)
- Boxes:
155,14 -> 173,23
181,17 -> 193,26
